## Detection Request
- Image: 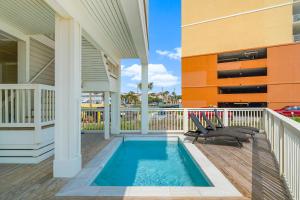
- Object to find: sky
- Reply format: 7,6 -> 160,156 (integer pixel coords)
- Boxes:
121,0 -> 181,95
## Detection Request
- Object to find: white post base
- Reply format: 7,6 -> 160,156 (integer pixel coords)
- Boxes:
53,156 -> 82,177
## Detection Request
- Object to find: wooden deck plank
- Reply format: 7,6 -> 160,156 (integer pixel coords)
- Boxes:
0,133 -> 291,200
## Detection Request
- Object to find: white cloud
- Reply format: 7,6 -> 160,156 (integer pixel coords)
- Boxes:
127,83 -> 137,88
122,64 -> 179,88
156,47 -> 181,60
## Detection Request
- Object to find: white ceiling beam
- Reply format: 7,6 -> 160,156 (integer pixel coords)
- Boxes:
30,34 -> 55,49
44,0 -> 120,62
0,18 -> 29,42
120,0 -> 149,64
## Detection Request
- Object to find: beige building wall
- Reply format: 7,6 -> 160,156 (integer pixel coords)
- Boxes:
182,0 -> 293,57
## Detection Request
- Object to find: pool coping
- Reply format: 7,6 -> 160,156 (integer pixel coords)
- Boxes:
57,134 -> 242,197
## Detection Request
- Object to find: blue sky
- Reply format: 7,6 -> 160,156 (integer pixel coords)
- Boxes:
121,0 -> 181,94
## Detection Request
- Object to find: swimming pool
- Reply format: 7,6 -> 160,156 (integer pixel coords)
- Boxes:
57,135 -> 241,197
92,140 -> 212,186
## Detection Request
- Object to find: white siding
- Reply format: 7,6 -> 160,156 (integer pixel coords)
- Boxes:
82,38 -> 108,82
30,39 -> 54,86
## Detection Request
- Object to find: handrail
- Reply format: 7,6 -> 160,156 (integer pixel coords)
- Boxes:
264,108 -> 300,200
0,84 -> 55,127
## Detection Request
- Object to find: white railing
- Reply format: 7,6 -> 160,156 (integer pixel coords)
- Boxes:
81,108 -> 104,131
264,108 -> 300,200
81,107 -> 264,133
83,107 -> 263,133
149,108 -> 184,132
120,108 -> 141,132
0,84 -> 55,127
227,108 -> 264,129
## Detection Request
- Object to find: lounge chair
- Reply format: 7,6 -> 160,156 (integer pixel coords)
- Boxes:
184,113 -> 249,147
213,109 -> 260,133
200,111 -> 256,139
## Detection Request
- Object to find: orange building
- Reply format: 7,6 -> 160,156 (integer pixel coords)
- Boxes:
182,0 -> 300,109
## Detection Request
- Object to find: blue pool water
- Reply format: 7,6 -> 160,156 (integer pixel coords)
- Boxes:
91,140 -> 212,186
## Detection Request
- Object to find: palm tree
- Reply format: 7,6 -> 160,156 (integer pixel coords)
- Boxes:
125,91 -> 140,105
162,91 -> 169,103
171,91 -> 177,104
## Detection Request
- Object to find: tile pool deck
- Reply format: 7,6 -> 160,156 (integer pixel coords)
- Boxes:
0,132 -> 291,200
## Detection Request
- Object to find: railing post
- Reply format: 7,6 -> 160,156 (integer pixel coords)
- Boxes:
263,109 -> 268,133
34,85 -> 41,144
183,108 -> 188,133
223,108 -> 229,127
279,122 -> 285,176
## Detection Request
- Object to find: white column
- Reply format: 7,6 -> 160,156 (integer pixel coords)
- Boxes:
104,91 -> 110,139
53,16 -> 82,178
17,40 -> 30,83
141,63 -> 148,134
111,91 -> 120,134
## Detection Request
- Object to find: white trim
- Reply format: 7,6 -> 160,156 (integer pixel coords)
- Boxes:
30,35 -> 55,49
17,40 -> 30,83
0,18 -> 29,42
182,1 -> 299,28
119,0 -> 149,63
0,149 -> 54,164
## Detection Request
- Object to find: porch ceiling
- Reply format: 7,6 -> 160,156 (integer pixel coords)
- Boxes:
0,0 -> 148,67
0,0 -> 55,35
80,0 -> 138,58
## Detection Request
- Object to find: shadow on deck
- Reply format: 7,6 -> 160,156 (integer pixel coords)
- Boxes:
0,132 -> 292,200
195,133 -> 291,200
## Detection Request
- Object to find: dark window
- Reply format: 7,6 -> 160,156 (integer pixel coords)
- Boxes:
218,68 -> 267,79
218,102 -> 267,108
218,48 -> 267,63
218,85 -> 267,94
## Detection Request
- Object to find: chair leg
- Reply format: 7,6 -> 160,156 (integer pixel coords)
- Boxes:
193,136 -> 199,144
236,138 -> 243,148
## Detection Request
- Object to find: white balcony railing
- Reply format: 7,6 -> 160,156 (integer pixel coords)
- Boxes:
264,108 -> 300,200
81,107 -> 264,132
81,108 -> 104,131
0,84 -> 55,128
